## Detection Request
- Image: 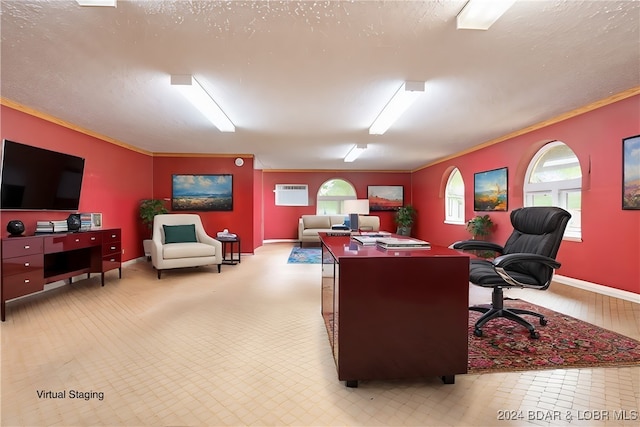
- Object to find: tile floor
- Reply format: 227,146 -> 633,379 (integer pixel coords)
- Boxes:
1,242 -> 638,426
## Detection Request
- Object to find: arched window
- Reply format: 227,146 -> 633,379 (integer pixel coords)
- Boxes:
524,141 -> 582,239
316,178 -> 356,215
445,168 -> 465,224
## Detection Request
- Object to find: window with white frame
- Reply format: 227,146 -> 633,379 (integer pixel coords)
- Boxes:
445,168 -> 465,224
524,141 -> 582,239
316,178 -> 357,215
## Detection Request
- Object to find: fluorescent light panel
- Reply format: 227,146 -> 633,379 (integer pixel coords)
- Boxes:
344,144 -> 367,162
171,75 -> 235,132
369,81 -> 425,135
456,0 -> 516,30
76,0 -> 117,6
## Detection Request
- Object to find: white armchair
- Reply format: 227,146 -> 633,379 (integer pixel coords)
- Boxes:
151,214 -> 222,279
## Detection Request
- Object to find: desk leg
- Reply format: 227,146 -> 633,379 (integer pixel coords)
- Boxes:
345,380 -> 358,388
441,375 -> 455,384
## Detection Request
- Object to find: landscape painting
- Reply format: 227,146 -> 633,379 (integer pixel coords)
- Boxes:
474,167 -> 508,211
367,185 -> 403,211
623,134 -> 640,210
172,174 -> 233,211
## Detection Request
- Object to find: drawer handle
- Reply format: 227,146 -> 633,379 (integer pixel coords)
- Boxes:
110,258 -> 116,262
111,234 -> 116,238
110,246 -> 116,250
24,262 -> 30,267
75,238 -> 80,242
24,279 -> 30,284
91,237 -> 96,241
24,245 -> 30,249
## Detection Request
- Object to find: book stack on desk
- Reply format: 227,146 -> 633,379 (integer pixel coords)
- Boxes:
35,220 -> 68,234
79,213 -> 92,231
351,235 -> 378,245
376,237 -> 430,250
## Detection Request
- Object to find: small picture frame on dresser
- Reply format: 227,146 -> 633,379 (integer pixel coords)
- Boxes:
91,213 -> 103,229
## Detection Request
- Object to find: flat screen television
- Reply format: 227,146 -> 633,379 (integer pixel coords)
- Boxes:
1,139 -> 85,211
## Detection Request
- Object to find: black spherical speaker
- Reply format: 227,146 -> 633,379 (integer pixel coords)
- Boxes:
67,214 -> 81,232
7,220 -> 25,237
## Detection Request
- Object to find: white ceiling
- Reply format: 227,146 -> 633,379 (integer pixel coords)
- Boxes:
1,0 -> 639,171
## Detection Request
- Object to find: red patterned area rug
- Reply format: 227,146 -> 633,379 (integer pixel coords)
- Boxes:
468,299 -> 640,373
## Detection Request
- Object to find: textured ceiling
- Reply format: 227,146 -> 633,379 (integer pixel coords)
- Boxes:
1,0 -> 639,170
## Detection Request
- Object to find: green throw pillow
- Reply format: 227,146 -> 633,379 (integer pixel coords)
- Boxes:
163,224 -> 197,244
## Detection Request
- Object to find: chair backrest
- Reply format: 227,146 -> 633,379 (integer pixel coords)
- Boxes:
153,214 -> 205,243
502,207 -> 571,285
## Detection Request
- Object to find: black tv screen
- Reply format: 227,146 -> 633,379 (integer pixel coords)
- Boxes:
1,140 -> 85,211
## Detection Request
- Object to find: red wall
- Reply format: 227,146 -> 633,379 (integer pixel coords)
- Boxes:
3,94 -> 638,295
0,105 -> 153,261
151,156 -> 255,251
261,171 -> 412,240
412,95 -> 640,294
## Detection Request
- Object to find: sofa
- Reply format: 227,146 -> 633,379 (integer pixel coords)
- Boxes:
298,214 -> 380,246
151,214 -> 223,279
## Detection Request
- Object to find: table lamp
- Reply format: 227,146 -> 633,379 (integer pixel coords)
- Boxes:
343,199 -> 370,231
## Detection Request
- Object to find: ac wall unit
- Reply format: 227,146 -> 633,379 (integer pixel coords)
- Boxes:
275,184 -> 308,206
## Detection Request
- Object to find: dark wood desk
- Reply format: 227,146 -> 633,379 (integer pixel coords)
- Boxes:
1,229 -> 122,321
320,233 -> 469,387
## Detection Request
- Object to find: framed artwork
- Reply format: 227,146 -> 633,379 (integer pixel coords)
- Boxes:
474,167 -> 508,211
367,185 -> 404,211
172,174 -> 233,211
623,134 -> 640,210
90,213 -> 102,229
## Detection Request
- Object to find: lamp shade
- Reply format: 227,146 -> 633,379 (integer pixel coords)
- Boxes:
343,199 -> 370,215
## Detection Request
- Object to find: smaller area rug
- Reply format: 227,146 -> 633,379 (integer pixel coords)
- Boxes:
468,299 -> 640,373
287,247 -> 322,264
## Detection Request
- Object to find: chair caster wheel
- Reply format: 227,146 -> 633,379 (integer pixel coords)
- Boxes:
474,328 -> 483,337
540,318 -> 548,326
530,331 -> 540,339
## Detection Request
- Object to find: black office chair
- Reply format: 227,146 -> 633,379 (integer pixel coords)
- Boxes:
453,207 -> 571,339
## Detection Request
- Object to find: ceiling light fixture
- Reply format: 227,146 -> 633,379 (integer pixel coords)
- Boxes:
170,75 -> 235,133
456,0 -> 516,30
344,144 -> 367,162
369,81 -> 425,135
76,0 -> 117,6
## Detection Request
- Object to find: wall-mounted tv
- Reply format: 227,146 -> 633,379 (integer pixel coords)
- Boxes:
1,140 -> 85,211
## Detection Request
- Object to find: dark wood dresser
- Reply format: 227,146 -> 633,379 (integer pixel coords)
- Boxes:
1,228 -> 121,321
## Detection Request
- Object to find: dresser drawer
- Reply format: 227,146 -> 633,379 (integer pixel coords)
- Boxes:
44,232 -> 101,253
3,270 -> 45,300
2,237 -> 43,258
102,241 -> 121,256
2,254 -> 44,277
102,229 -> 121,244
102,254 -> 121,273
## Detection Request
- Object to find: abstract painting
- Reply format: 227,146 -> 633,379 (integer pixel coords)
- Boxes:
623,135 -> 640,210
367,185 -> 403,211
172,174 -> 233,211
474,167 -> 508,211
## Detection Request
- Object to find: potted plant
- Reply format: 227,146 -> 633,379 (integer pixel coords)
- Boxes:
466,214 -> 494,240
139,199 -> 168,259
395,205 -> 417,236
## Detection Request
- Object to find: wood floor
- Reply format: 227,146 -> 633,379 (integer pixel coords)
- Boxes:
1,242 -> 638,426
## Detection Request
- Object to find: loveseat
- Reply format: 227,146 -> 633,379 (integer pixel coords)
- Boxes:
151,214 -> 223,279
298,214 -> 380,246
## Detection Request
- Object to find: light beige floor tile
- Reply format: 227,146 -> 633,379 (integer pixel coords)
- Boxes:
1,242 -> 639,426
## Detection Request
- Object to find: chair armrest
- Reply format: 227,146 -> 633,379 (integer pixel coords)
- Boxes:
493,253 -> 561,270
452,240 -> 504,253
493,253 -> 561,288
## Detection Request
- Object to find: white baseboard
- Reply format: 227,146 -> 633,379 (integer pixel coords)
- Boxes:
263,239 -> 299,244
554,274 -> 639,303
